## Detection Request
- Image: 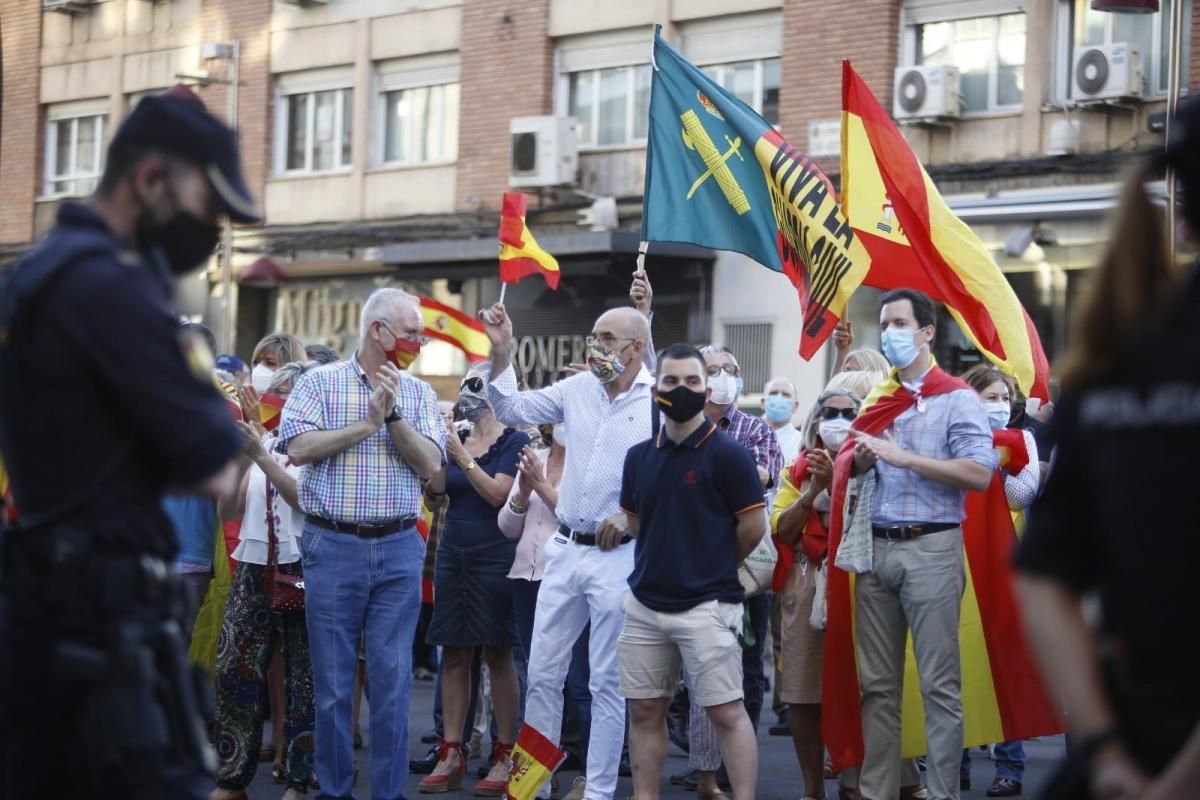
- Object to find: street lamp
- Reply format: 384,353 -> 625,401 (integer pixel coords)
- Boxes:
178,40 -> 241,354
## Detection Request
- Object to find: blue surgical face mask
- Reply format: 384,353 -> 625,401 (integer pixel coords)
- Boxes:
881,326 -> 924,369
764,394 -> 794,424
985,401 -> 1011,430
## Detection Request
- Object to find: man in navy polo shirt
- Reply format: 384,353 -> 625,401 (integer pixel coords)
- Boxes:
617,343 -> 767,800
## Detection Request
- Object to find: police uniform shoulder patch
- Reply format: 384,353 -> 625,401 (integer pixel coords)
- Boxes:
178,328 -> 216,382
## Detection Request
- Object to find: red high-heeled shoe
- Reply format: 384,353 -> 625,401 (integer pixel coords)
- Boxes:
419,740 -> 466,794
473,742 -> 513,797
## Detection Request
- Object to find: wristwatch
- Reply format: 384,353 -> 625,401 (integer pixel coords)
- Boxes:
384,408 -> 401,425
463,460 -> 478,472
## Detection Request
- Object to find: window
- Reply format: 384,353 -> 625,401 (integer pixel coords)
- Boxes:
701,58 -> 782,126
1060,0 -> 1190,97
911,12 -> 1026,113
723,323 -> 772,393
276,85 -> 353,174
44,105 -> 108,197
568,64 -> 651,148
381,83 -> 460,165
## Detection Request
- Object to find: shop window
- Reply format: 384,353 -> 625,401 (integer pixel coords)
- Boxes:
44,103 -> 108,198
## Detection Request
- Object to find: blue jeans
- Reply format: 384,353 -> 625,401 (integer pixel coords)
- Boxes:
961,740 -> 1026,782
303,523 -> 424,800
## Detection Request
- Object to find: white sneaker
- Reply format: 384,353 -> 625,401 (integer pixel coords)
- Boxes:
562,776 -> 587,800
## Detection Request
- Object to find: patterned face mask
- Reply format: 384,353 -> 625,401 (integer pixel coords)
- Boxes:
586,341 -> 626,384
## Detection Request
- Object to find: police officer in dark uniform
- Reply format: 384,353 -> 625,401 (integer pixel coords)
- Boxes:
1015,96 -> 1200,800
0,86 -> 260,798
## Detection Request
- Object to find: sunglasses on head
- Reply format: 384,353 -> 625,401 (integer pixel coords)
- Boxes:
819,407 -> 857,421
461,377 -> 485,393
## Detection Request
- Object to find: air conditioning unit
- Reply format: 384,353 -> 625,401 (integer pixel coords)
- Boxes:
893,65 -> 961,120
509,116 -> 578,189
43,0 -> 96,12
1073,42 -> 1143,101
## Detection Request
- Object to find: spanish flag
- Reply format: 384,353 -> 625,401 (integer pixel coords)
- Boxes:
259,393 -> 286,433
418,295 -> 490,363
821,369 -> 1061,770
841,61 -> 1050,400
506,724 -> 566,800
499,192 -> 561,290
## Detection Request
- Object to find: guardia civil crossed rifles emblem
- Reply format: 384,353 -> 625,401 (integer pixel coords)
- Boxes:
640,25 -> 871,359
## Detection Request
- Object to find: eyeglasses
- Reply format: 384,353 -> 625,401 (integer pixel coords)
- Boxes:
380,320 -> 429,347
706,364 -> 740,377
586,334 -> 635,349
819,407 -> 857,421
461,377 -> 485,393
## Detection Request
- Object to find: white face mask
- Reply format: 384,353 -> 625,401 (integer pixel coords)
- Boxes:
985,401 -> 1011,430
251,364 -> 276,394
708,372 -> 739,406
552,423 -> 567,446
818,418 -> 853,451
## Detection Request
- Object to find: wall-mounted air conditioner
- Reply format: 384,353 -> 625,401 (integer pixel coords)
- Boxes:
1073,42 -> 1143,101
509,117 -> 578,189
893,65 -> 961,121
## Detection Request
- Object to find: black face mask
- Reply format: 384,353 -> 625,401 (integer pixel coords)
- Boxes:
655,385 -> 707,423
137,209 -> 220,275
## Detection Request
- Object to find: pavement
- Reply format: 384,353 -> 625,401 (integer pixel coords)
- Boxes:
246,676 -> 1065,799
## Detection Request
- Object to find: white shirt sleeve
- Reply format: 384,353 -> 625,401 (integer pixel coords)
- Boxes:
487,364 -> 567,426
1003,429 -> 1041,511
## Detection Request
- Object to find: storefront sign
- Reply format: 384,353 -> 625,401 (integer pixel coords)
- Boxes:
514,334 -> 588,386
276,285 -> 365,353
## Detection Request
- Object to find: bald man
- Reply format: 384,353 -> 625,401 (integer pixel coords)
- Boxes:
480,303 -> 653,800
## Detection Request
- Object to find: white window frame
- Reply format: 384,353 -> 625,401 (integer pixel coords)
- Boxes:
374,54 -> 461,168
1052,0 -> 1191,101
273,67 -> 355,176
698,58 -> 781,122
900,2 -> 1027,115
564,64 -> 651,151
42,99 -> 110,199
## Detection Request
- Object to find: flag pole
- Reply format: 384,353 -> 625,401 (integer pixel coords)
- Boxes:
636,241 -> 649,275
499,282 -> 508,305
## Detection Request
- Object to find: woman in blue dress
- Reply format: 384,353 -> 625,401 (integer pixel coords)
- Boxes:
420,365 -> 530,796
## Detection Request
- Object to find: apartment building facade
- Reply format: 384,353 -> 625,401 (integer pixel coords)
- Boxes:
1,0 -> 1196,399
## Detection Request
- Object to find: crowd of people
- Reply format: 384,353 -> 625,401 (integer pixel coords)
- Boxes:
176,264 -> 1071,800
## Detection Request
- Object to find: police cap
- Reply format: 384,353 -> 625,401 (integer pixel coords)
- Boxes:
113,85 -> 262,224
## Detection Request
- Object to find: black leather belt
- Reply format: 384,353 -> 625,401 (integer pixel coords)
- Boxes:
871,523 -> 958,541
306,515 -> 418,539
556,523 -> 632,547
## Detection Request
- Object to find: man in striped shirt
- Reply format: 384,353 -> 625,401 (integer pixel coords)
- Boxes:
277,288 -> 447,800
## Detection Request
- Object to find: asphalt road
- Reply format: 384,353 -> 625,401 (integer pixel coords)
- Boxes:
245,677 -> 1066,799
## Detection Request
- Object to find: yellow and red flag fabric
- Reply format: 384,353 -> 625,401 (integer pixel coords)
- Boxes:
506,723 -> 567,800
841,61 -> 1050,400
259,393 -> 286,433
418,295 -> 490,363
499,193 -> 561,290
642,28 -> 871,358
821,368 -> 1061,770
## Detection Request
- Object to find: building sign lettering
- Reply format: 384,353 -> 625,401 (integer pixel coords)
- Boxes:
515,334 -> 587,387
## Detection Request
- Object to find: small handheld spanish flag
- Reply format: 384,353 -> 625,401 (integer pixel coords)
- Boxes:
506,724 -> 566,800
259,393 -> 287,433
418,296 -> 490,363
499,192 -> 561,290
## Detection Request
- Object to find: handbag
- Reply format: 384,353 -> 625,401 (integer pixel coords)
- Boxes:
264,478 -> 304,614
833,471 -> 876,574
809,562 -> 828,631
738,509 -> 779,598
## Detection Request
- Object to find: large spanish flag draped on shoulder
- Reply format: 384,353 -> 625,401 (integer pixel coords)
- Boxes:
418,295 -> 490,363
841,61 -> 1050,400
821,369 -> 1062,770
642,27 -> 871,358
499,193 -> 561,290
